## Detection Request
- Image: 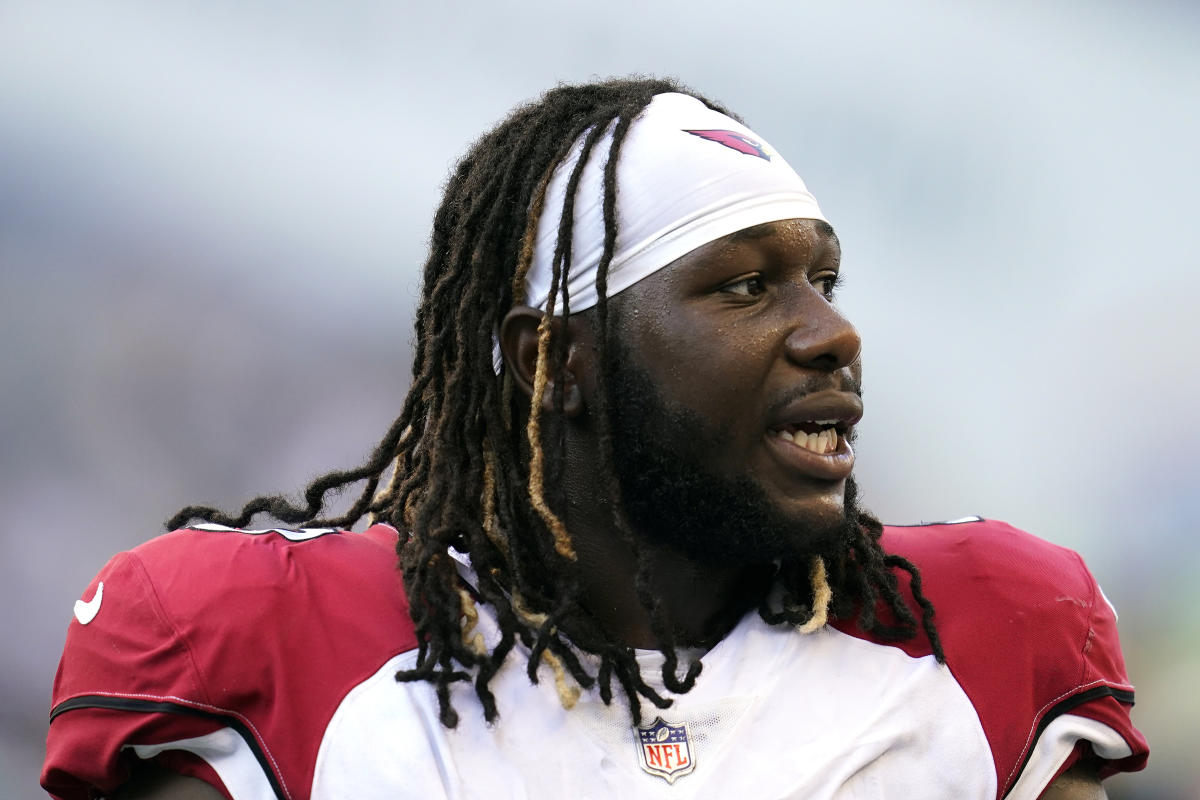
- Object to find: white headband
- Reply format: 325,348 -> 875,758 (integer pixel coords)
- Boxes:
523,92 -> 827,313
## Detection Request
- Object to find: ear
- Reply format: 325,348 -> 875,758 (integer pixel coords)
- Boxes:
499,306 -> 593,418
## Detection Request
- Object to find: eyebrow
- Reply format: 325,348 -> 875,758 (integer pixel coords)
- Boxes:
727,219 -> 840,247
814,220 -> 839,247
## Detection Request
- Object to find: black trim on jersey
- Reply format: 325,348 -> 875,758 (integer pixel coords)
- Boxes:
1003,685 -> 1136,797
886,516 -> 984,527
50,695 -> 287,800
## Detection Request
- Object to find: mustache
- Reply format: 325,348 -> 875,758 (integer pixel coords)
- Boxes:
764,373 -> 863,420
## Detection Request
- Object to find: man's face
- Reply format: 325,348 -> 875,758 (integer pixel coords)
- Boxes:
603,218 -> 863,564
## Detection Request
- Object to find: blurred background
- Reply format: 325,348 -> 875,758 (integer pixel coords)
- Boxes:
2,0 -> 1197,796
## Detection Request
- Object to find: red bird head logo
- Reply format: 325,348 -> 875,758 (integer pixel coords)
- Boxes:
684,129 -> 771,161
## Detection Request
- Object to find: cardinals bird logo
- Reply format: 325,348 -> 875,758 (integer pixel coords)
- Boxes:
684,129 -> 771,161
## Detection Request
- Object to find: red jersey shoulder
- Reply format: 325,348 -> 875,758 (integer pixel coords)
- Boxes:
46,523 -> 417,800
880,517 -> 1101,622
882,517 -> 1092,586
140,521 -> 414,654
53,523 -> 416,706
875,517 -> 1126,676
832,518 -> 1098,656
875,518 -> 1144,793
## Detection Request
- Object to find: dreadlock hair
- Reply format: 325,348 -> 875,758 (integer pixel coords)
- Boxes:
167,76 -> 944,729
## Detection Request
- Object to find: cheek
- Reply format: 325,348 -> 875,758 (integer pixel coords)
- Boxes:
617,305 -> 773,422
650,340 -> 767,424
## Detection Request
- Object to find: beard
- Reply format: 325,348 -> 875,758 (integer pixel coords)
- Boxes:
604,343 -> 863,570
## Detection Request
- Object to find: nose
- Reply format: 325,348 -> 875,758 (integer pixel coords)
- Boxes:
783,294 -> 861,372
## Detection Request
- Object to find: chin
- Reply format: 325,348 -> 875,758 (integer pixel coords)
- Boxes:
763,474 -> 849,525
764,470 -> 869,557
771,483 -> 849,530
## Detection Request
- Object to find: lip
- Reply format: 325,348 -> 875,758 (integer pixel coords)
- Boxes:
763,390 -> 862,482
764,428 -> 856,481
766,389 -> 864,432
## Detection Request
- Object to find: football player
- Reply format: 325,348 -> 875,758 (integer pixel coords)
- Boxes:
44,77 -> 1146,799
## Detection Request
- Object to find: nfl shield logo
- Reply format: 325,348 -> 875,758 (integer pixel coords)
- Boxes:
634,717 -> 696,784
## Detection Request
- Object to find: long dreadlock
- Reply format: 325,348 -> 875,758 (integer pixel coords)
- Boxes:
167,77 -> 944,729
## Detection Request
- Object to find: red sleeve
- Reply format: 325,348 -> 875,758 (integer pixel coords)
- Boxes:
42,524 -> 414,800
879,520 -> 1148,798
41,547 -> 236,799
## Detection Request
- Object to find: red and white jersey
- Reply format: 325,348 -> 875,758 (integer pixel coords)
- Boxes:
43,518 -> 1147,799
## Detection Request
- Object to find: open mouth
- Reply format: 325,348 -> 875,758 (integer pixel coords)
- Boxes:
762,390 -> 861,481
768,420 -> 846,456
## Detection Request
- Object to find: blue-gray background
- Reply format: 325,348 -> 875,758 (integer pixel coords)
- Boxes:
2,1 -> 1197,796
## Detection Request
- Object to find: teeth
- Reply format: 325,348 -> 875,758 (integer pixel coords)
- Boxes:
773,427 -> 840,454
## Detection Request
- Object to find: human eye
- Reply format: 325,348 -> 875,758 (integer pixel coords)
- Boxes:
720,274 -> 767,297
814,272 -> 843,301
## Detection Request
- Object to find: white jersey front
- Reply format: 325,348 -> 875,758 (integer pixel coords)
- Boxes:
319,608 -> 991,799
